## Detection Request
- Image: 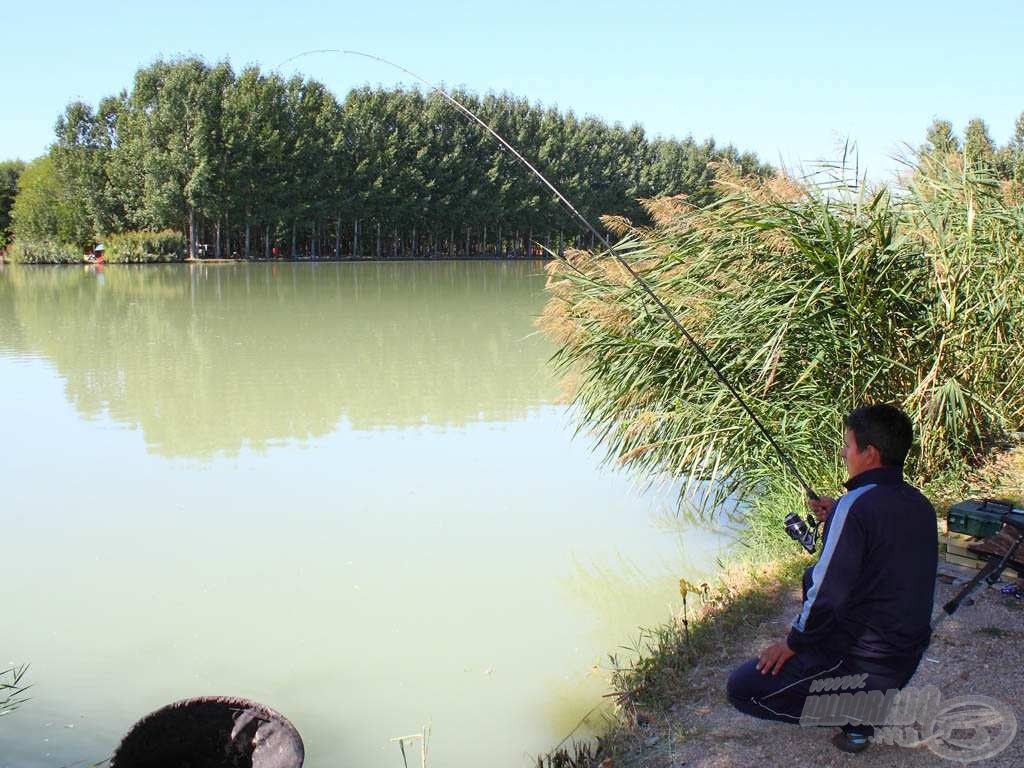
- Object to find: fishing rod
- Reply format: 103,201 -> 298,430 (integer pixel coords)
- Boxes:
932,525 -> 1024,629
282,49 -> 822,549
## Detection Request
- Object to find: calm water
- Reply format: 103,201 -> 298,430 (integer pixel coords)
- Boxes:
0,261 -> 727,767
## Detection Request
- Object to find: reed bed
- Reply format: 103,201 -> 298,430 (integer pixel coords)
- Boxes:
539,152 -> 1024,555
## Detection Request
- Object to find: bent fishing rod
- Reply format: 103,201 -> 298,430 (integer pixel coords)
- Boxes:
282,49 -> 822,550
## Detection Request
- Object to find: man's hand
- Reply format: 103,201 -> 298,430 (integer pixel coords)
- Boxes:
808,495 -> 836,523
756,641 -> 796,676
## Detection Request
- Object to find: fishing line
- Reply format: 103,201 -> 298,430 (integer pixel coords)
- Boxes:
277,48 -> 819,502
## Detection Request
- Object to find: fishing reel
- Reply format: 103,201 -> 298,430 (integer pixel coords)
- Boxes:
784,512 -> 820,554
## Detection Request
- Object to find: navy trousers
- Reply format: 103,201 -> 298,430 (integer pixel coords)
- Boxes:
726,650 -> 921,734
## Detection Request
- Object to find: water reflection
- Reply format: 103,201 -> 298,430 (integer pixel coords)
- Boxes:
0,262 -> 556,457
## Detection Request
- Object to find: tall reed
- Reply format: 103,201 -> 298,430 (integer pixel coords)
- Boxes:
539,153 -> 1024,550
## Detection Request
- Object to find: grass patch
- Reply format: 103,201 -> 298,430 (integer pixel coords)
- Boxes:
605,554 -> 806,717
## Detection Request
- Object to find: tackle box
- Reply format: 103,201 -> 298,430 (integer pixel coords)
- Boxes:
946,498 -> 1024,538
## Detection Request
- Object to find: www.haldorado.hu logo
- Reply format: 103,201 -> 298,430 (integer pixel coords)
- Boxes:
799,678 -> 1017,762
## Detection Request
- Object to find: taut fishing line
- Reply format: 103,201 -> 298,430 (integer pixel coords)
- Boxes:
277,49 -> 822,549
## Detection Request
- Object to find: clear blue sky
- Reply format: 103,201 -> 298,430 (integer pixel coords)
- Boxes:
5,0 -> 1023,180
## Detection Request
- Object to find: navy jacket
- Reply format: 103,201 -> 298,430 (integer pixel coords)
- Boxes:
786,466 -> 938,662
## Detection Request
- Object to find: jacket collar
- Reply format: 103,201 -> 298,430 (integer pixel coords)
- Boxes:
844,465 -> 904,490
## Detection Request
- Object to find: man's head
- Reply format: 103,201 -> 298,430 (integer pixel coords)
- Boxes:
842,404 -> 913,478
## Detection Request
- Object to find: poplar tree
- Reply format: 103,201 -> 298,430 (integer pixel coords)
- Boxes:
963,118 -> 996,171
923,119 -> 960,156
11,155 -> 90,245
0,160 -> 25,246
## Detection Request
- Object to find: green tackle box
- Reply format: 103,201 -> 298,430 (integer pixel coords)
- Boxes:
947,498 -> 1024,538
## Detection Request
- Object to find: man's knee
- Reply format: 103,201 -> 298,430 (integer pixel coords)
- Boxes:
726,658 -> 761,707
726,654 -> 832,724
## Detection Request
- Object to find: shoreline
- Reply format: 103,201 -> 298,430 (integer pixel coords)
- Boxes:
539,445 -> 1024,767
595,555 -> 1023,767
1,255 -> 557,266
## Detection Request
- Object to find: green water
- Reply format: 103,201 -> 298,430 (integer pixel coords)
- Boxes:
0,261 -> 726,767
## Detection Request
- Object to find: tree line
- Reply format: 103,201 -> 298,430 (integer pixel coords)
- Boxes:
6,60 -> 1024,261
922,116 -> 1024,179
6,58 -> 771,260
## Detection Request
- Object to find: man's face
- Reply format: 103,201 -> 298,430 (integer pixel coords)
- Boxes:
841,428 -> 878,478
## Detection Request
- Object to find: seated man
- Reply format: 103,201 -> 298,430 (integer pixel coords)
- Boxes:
726,404 -> 938,753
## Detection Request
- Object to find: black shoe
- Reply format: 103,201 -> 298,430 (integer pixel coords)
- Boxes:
832,729 -> 871,754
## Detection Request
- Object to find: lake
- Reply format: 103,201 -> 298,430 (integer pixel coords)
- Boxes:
0,261 -> 727,767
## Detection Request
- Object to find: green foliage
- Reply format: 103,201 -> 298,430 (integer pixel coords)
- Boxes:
923,113 -> 1024,183
111,58 -> 232,257
6,239 -> 81,264
963,118 -> 996,171
104,230 -> 186,262
540,154 -> 1024,547
0,159 -> 25,247
923,119 -> 960,155
53,98 -> 124,238
1003,113 -> 1024,184
39,57 -> 770,260
11,155 -> 91,248
8,229 -> 185,264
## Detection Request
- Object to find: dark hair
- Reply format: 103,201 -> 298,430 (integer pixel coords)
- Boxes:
844,404 -> 914,467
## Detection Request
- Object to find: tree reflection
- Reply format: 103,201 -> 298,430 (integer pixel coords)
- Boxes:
0,261 -> 557,457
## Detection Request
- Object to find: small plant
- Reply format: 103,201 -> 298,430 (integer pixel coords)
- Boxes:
0,665 -> 30,716
534,739 -> 604,768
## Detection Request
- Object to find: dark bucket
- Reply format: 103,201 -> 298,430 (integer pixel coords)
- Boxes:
110,696 -> 304,768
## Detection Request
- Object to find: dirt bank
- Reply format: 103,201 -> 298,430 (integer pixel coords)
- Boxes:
602,564 -> 1022,767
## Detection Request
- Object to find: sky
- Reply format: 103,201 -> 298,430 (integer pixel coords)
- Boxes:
4,0 -> 1023,181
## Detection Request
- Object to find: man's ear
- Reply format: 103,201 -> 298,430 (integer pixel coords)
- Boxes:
865,443 -> 882,465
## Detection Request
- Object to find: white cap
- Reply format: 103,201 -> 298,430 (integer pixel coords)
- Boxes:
94,244 -> 105,252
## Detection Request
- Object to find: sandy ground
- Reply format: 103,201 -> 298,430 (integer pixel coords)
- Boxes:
609,564 -> 1024,768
